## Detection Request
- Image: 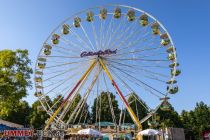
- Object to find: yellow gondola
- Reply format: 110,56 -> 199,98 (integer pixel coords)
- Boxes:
114,8 -> 121,18
160,33 -> 170,46
35,71 -> 43,75
99,8 -> 107,19
44,44 -> 52,49
62,24 -> 70,35
169,62 -> 179,68
86,11 -> 94,22
140,14 -> 148,26
51,34 -> 60,44
38,57 -> 46,62
171,69 -> 181,76
151,22 -> 160,35
167,46 -> 175,53
166,79 -> 177,84
34,91 -> 42,97
168,53 -> 176,61
43,48 -> 51,55
35,77 -> 42,82
37,63 -> 46,69
127,10 -> 135,21
74,17 -> 81,28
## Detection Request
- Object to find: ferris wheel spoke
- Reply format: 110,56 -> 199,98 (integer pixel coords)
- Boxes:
80,23 -> 95,51
109,65 -> 166,96
43,65 -> 84,82
105,16 -> 127,50
45,59 -> 94,69
69,28 -> 94,52
114,27 -> 156,53
59,37 -> 86,52
109,52 -> 168,61
102,72 -> 117,125
43,70 -> 83,94
52,44 -> 82,55
110,64 -> 167,83
110,69 -> 151,111
111,22 -> 153,51
109,61 -> 170,78
108,46 -> 163,58
110,67 -> 162,98
109,17 -> 140,50
102,15 -> 114,50
68,68 -> 101,124
91,22 -> 99,50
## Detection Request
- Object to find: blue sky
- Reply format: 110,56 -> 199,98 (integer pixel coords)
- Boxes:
0,0 -> 210,113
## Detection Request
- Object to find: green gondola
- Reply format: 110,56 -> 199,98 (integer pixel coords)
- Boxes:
127,10 -> 135,21
74,17 -> 81,27
168,53 -> 176,61
35,77 -> 42,82
140,14 -> 148,26
62,24 -> 70,35
99,8 -> 107,19
166,79 -> 177,84
151,22 -> 160,35
86,11 -> 94,22
51,34 -> 60,44
114,7 -> 121,18
37,63 -> 46,69
169,62 -> 179,68
34,91 -> 42,97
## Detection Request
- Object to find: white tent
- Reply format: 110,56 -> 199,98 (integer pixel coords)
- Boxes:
138,129 -> 162,136
78,128 -> 102,137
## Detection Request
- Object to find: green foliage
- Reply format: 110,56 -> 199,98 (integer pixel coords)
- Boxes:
157,102 -> 183,128
0,49 -> 32,120
181,102 -> 210,139
124,93 -> 148,129
2,101 -> 31,126
91,92 -> 120,123
29,99 -> 49,129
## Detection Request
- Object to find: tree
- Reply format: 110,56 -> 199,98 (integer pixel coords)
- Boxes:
4,101 -> 31,126
91,92 -> 120,123
0,49 -> 32,120
29,99 -> 49,129
124,93 -> 148,128
157,102 -> 183,128
181,102 -> 210,139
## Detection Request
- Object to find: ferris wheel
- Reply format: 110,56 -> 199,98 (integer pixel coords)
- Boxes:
34,5 -> 180,131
